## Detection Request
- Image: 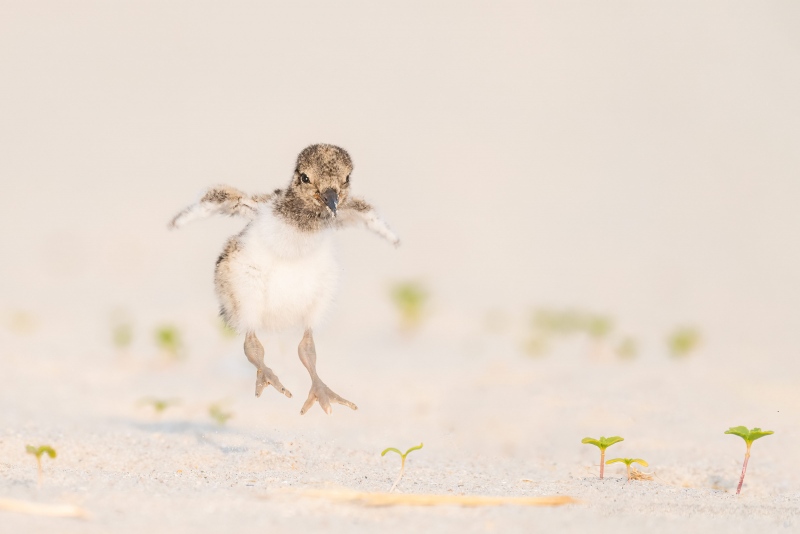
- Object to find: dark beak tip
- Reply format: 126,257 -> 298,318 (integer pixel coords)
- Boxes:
322,189 -> 339,216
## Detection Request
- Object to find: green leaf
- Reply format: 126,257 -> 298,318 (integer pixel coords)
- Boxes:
632,459 -> 648,467
26,445 -> 56,459
748,428 -> 774,442
605,458 -> 626,465
667,327 -> 701,357
404,443 -> 424,457
381,447 -> 403,457
600,436 -> 624,448
583,436 -> 623,450
725,426 -> 774,445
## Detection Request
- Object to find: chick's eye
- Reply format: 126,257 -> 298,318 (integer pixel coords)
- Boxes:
300,173 -> 310,184
345,175 -> 350,184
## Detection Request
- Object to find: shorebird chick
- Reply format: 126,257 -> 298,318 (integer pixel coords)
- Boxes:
170,144 -> 399,415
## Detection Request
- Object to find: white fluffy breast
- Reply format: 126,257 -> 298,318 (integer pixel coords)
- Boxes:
229,213 -> 338,332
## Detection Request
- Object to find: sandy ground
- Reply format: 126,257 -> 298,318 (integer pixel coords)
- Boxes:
1,308 -> 798,533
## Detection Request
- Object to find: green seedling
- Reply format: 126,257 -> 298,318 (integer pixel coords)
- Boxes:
209,402 -> 234,425
381,443 -> 423,492
25,445 -> 56,487
155,324 -> 183,359
138,397 -> 180,416
606,458 -> 648,481
391,282 -> 428,331
585,315 -> 613,340
532,308 -> 584,336
585,314 -> 614,359
725,426 -> 774,494
582,436 -> 624,479
667,327 -> 701,358
527,309 -> 617,359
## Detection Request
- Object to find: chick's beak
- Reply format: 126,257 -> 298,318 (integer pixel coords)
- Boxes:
322,188 -> 338,217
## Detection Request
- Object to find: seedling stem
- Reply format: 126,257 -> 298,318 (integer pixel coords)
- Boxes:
25,445 -> 57,488
725,426 -> 773,495
581,436 -> 623,479
605,458 -> 649,481
381,443 -> 423,492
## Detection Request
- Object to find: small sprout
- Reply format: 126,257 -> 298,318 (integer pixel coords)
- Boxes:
667,327 -> 701,358
725,426 -> 774,494
533,308 -> 584,336
209,402 -> 234,425
584,314 -> 614,359
390,282 -> 428,331
138,397 -> 180,416
26,445 -> 56,487
154,324 -> 183,359
581,436 -> 624,479
585,315 -> 613,340
605,458 -> 649,481
527,308 -> 617,359
381,443 -> 423,492
616,337 -> 638,360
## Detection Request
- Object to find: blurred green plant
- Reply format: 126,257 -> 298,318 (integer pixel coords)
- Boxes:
155,324 -> 183,359
216,316 -> 237,340
533,308 -> 584,336
615,337 -> 638,360
26,444 -> 56,487
585,314 -> 614,359
209,402 -> 234,425
606,457 -> 648,481
113,322 -> 133,349
390,282 -> 428,331
585,315 -> 613,340
381,442 -> 423,492
526,308 -> 616,359
725,426 -> 774,494
667,327 -> 701,358
582,436 -> 624,479
138,397 -> 180,416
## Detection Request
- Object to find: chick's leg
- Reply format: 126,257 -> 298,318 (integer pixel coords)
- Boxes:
244,331 -> 292,398
298,329 -> 358,415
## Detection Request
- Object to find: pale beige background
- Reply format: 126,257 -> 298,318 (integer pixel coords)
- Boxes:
1,3 -> 800,532
2,2 -> 799,363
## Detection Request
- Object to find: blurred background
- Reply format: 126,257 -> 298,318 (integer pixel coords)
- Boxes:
1,2 -> 799,386
1,5 -> 800,527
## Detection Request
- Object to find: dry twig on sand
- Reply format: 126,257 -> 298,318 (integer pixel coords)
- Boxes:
0,498 -> 88,519
279,489 -> 577,507
629,467 -> 654,481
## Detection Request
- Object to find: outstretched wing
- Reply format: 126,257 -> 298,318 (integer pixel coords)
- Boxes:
337,196 -> 400,246
169,185 -> 276,229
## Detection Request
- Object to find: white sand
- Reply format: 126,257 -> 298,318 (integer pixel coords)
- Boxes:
1,311 -> 797,533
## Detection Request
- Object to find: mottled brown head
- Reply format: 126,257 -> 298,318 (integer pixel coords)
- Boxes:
276,144 -> 354,230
